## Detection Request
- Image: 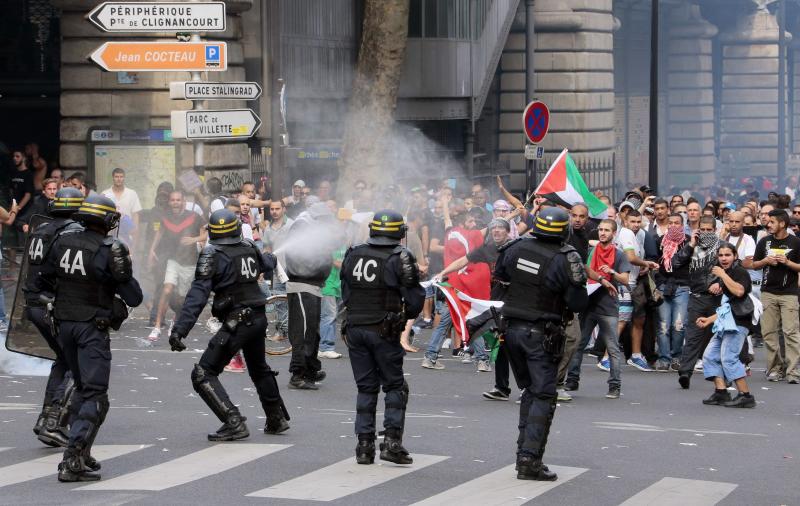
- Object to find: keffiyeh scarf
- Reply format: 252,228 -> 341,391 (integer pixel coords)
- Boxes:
690,232 -> 720,272
660,225 -> 686,272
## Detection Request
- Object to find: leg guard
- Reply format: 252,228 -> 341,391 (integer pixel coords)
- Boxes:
383,380 -> 409,433
517,389 -> 534,451
520,394 -> 557,459
355,391 -> 379,436
191,363 -> 237,423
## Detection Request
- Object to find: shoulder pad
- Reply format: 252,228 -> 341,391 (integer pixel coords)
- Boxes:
560,243 -> 578,254
349,243 -> 370,251
498,237 -> 523,252
196,245 -> 218,279
391,245 -> 405,255
103,236 -> 115,246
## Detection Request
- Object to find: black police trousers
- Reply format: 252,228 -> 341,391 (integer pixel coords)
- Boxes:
346,326 -> 407,436
287,291 -> 322,380
57,321 -> 111,450
198,311 -> 282,412
25,305 -> 71,405
504,321 -> 558,459
679,294 -> 717,378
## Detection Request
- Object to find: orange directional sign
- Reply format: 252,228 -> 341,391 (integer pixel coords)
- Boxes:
89,41 -> 227,72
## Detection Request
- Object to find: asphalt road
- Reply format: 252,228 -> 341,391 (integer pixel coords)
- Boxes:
0,311 -> 798,506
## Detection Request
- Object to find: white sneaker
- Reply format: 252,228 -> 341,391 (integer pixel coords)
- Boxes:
421,358 -> 445,370
461,355 -> 474,364
148,327 -> 161,342
477,360 -> 492,372
557,389 -> 573,402
694,359 -> 704,372
318,350 -> 342,359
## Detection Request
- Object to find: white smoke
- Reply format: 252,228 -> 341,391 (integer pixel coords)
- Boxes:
0,335 -> 53,376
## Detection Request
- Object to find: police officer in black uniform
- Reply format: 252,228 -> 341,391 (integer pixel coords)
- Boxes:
25,187 -> 84,447
340,210 -> 425,465
495,207 -> 588,481
169,209 -> 290,442
34,194 -> 143,482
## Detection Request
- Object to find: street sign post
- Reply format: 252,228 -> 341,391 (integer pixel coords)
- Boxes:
89,41 -> 227,72
170,109 -> 261,140
169,81 -> 262,100
522,100 -> 550,145
87,2 -> 226,32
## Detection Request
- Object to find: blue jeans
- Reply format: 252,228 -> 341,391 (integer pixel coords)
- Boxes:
702,325 -> 748,383
319,295 -> 338,352
569,311 -> 622,389
425,300 -> 452,362
656,285 -> 690,363
467,335 -> 489,361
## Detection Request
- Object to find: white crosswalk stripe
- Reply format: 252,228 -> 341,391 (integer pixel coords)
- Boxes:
618,477 -> 737,506
78,443 -> 291,491
0,445 -> 150,489
247,454 -> 449,501
410,464 -> 587,506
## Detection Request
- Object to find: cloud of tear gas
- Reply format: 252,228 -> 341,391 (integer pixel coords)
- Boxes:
0,336 -> 53,376
272,204 -> 348,277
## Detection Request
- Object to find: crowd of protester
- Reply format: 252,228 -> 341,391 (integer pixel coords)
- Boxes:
2,142 -> 799,407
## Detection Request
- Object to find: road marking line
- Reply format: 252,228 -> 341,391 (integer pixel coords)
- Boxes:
79,443 -> 290,491
618,477 -> 737,506
0,403 -> 39,411
410,465 -> 586,506
0,445 -> 150,489
247,454 -> 449,501
593,422 -> 768,437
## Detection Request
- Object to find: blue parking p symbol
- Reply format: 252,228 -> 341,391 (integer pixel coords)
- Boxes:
205,45 -> 220,63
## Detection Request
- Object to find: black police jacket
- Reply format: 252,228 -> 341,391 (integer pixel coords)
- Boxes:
173,240 -> 277,337
341,244 -> 426,326
35,228 -> 143,321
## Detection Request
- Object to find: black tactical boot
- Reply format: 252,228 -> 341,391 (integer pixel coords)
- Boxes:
57,448 -> 101,482
355,434 -> 376,465
264,409 -> 290,435
516,455 -> 558,481
33,406 -> 47,436
38,405 -> 69,447
288,374 -> 318,390
379,429 -> 412,465
208,412 -> 249,441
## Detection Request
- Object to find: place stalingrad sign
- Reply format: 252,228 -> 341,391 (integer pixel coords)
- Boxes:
89,41 -> 226,72
169,81 -> 262,100
171,109 -> 261,140
87,2 -> 226,32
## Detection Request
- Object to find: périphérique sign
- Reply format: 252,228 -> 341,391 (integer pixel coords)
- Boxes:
86,2 -> 226,32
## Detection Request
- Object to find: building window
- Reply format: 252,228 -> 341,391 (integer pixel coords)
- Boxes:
408,0 -> 479,40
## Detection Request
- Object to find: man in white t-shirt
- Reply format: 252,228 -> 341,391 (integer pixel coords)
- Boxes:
725,210 -> 762,349
614,209 -> 659,372
102,167 -> 142,247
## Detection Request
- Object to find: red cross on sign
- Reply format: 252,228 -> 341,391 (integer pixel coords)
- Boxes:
522,101 -> 550,144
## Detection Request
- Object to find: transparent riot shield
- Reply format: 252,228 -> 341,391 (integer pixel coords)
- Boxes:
5,214 -> 56,360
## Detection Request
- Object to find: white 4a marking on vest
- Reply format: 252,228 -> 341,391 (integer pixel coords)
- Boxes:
29,238 -> 44,261
516,257 -> 540,274
59,249 -> 87,275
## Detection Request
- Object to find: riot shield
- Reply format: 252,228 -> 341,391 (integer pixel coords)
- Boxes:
5,214 -> 56,360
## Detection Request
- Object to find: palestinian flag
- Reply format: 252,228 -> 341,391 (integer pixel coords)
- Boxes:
431,282 -> 503,343
534,148 -> 608,219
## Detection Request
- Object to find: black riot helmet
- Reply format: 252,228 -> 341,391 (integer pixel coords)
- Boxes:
532,206 -> 570,241
368,209 -> 407,246
49,187 -> 84,217
73,193 -> 120,231
207,208 -> 242,245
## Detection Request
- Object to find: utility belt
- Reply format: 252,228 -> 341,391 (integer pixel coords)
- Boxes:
348,311 -> 406,342
506,317 -> 567,359
222,305 -> 265,332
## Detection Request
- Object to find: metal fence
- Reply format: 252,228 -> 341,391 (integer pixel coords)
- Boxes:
536,154 -> 617,202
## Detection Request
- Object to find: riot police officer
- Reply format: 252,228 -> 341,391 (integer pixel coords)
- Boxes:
25,187 -> 84,447
340,210 -> 425,465
169,209 -> 290,442
494,207 -> 588,481
34,194 -> 143,482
